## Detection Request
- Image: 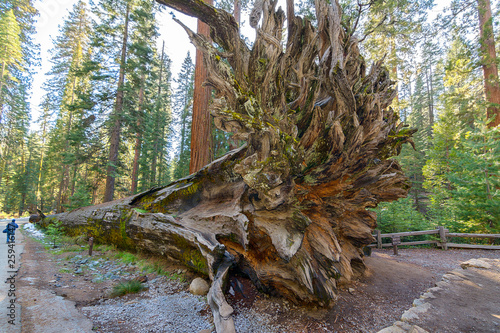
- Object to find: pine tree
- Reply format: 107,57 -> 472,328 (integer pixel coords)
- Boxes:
423,31 -> 487,230
0,9 -> 23,122
41,0 -> 93,212
173,52 -> 195,179
127,0 -> 158,193
0,0 -> 38,215
103,0 -> 132,202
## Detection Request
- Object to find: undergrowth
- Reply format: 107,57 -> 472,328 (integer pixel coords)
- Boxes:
111,280 -> 145,297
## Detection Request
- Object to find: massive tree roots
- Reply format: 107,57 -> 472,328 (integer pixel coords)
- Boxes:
54,0 -> 415,331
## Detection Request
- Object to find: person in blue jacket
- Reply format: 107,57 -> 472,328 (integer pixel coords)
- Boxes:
3,219 -> 18,243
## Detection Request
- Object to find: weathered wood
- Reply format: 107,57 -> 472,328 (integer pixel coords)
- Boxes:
376,229 -> 382,249
391,236 -> 401,245
88,237 -> 94,256
391,236 -> 400,255
379,229 -> 441,238
447,243 -> 500,250
368,240 -> 439,248
447,233 -> 500,238
439,226 -> 448,250
54,1 -> 416,329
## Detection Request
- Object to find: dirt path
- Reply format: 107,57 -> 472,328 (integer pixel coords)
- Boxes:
16,227 -> 500,332
399,258 -> 500,333
0,218 -> 26,333
16,231 -> 94,333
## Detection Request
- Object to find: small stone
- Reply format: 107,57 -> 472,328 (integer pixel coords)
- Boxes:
412,298 -> 426,307
348,288 -> 355,294
75,268 -> 83,274
189,278 -> 210,296
199,330 -> 211,333
409,325 -> 429,333
376,326 -> 406,333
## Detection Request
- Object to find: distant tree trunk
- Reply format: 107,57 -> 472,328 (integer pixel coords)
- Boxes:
104,3 -> 130,202
150,42 -> 165,186
189,0 -> 213,174
57,77 -> 77,212
0,59 -> 5,123
37,114 -> 47,209
424,65 -> 434,135
234,0 -> 241,24
477,0 -> 500,128
131,74 -> 146,194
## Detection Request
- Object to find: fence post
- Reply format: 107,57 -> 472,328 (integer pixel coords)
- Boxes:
438,226 -> 448,250
88,237 -> 94,256
392,236 -> 401,255
376,230 -> 382,249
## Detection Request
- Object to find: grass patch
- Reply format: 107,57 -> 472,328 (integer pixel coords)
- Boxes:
114,252 -> 138,264
138,259 -> 186,282
111,280 -> 145,297
94,244 -> 116,252
59,268 -> 72,274
140,261 -> 168,275
50,244 -> 84,255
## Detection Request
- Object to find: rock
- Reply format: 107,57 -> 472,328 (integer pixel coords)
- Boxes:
401,303 -> 431,322
408,325 -> 429,333
460,259 -> 492,270
377,321 -> 429,333
412,298 -> 426,307
377,326 -> 407,333
189,278 -> 210,296
133,275 -> 148,283
420,292 -> 435,299
74,268 -> 83,275
348,288 -> 355,294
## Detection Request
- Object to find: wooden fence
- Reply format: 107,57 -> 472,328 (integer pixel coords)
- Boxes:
369,226 -> 500,255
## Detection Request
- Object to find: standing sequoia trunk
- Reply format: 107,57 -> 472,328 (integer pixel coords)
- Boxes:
54,0 -> 415,331
190,0 -> 214,174
477,0 -> 500,128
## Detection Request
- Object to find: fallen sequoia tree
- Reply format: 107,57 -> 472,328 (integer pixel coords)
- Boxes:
52,0 -> 415,331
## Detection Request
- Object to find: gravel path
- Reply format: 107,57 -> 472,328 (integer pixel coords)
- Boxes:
18,225 -> 500,333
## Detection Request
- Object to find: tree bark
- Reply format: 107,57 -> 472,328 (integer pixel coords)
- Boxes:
477,0 -> 500,128
189,0 -> 213,174
54,0 -> 416,331
104,4 -> 130,202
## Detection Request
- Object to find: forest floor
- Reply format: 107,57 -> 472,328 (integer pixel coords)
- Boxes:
15,224 -> 500,333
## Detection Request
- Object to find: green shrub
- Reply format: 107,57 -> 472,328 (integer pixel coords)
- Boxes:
111,280 -> 145,297
45,220 -> 64,248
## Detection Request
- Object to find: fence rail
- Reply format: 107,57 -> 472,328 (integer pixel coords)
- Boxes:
369,227 -> 500,254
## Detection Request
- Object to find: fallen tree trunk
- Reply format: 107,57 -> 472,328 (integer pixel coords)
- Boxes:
53,0 -> 415,330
